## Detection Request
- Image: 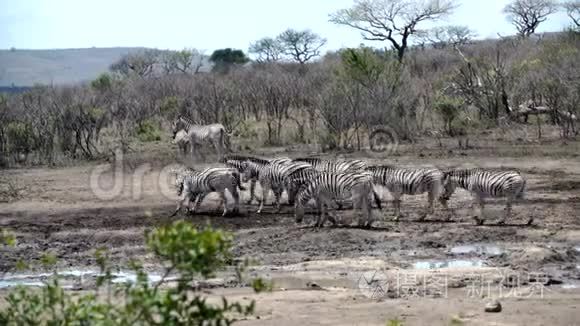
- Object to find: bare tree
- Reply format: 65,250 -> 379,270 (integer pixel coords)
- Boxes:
110,50 -> 159,78
503,0 -> 558,37
424,25 -> 477,48
163,49 -> 204,74
249,37 -> 284,63
277,29 -> 327,64
329,0 -> 458,62
563,0 -> 580,28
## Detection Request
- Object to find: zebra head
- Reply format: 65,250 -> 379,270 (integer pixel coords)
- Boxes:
171,116 -> 189,139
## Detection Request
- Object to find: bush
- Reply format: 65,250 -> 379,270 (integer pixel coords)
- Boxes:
434,96 -> 464,136
6,122 -> 33,153
0,220 -> 264,325
135,119 -> 162,142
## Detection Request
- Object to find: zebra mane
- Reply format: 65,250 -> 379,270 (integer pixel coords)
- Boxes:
365,164 -> 397,171
294,157 -> 323,164
222,154 -> 268,164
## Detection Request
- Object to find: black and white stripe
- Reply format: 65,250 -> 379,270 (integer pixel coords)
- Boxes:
293,157 -> 367,173
170,167 -> 244,217
256,159 -> 313,213
295,171 -> 375,228
440,168 -> 527,225
293,157 -> 381,209
366,165 -> 446,221
220,154 -> 270,204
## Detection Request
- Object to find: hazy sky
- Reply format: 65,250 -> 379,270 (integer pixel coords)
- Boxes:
0,0 -> 570,53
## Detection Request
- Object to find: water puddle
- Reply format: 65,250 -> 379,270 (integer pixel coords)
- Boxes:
561,284 -> 579,289
412,260 -> 485,270
450,244 -> 503,256
574,246 -> 580,253
0,269 -> 164,289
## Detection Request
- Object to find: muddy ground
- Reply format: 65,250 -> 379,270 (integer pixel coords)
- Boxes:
1,137 -> 580,325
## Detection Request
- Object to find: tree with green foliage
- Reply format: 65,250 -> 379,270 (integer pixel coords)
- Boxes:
209,48 -> 249,73
163,48 -> 205,74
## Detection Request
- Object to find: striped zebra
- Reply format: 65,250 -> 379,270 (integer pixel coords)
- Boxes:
255,159 -> 313,213
171,115 -> 229,161
295,171 -> 375,228
170,166 -> 245,217
440,168 -> 527,225
366,165 -> 447,221
220,154 -> 271,204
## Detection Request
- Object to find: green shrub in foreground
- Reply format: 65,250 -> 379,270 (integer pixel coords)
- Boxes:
0,221 -> 263,325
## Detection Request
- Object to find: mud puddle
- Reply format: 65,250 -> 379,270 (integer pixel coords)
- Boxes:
0,269 -> 164,289
411,260 -> 485,270
449,244 -> 503,256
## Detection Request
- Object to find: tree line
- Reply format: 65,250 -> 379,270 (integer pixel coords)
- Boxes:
0,0 -> 578,167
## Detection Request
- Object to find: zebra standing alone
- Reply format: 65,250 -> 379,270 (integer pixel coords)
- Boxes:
170,166 -> 245,217
439,168 -> 527,225
172,115 -> 229,161
366,165 -> 448,221
295,171 -> 375,228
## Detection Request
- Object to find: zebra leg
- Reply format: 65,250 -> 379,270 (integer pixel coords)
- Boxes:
392,193 -> 403,221
230,186 -> 240,214
498,197 -> 513,225
257,185 -> 268,214
273,187 -> 283,213
246,180 -> 256,205
419,192 -> 435,221
191,192 -> 208,214
171,188 -> 192,217
218,191 -> 229,216
472,194 -> 485,225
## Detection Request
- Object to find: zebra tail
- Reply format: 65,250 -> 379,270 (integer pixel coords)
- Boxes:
372,189 -> 382,209
516,178 -> 526,199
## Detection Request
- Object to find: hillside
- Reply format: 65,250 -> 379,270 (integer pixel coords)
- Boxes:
0,47 -> 150,87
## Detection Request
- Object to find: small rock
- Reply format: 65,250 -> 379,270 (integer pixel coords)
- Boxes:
484,300 -> 502,313
306,281 -> 322,290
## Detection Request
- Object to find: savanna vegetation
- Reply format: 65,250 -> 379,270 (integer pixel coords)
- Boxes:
0,0 -> 578,168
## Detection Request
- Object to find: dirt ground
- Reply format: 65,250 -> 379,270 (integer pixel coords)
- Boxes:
1,136 -> 580,325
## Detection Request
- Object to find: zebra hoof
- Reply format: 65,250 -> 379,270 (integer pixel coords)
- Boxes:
526,218 -> 534,226
473,217 -> 483,225
497,220 -> 506,226
246,200 -> 253,205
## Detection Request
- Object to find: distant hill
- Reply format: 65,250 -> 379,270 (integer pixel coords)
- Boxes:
0,47 -> 152,87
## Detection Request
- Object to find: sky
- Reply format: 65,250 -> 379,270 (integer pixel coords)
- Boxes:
0,0 -> 571,54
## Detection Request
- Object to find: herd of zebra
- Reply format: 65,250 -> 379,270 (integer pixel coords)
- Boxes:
169,154 -> 529,228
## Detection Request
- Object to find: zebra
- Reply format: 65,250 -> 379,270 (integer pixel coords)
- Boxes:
439,168 -> 527,225
292,157 -> 382,209
170,166 -> 245,217
255,159 -> 313,213
171,115 -> 229,161
220,154 -> 273,204
172,129 -> 190,157
365,165 -> 447,221
294,171 -> 375,228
